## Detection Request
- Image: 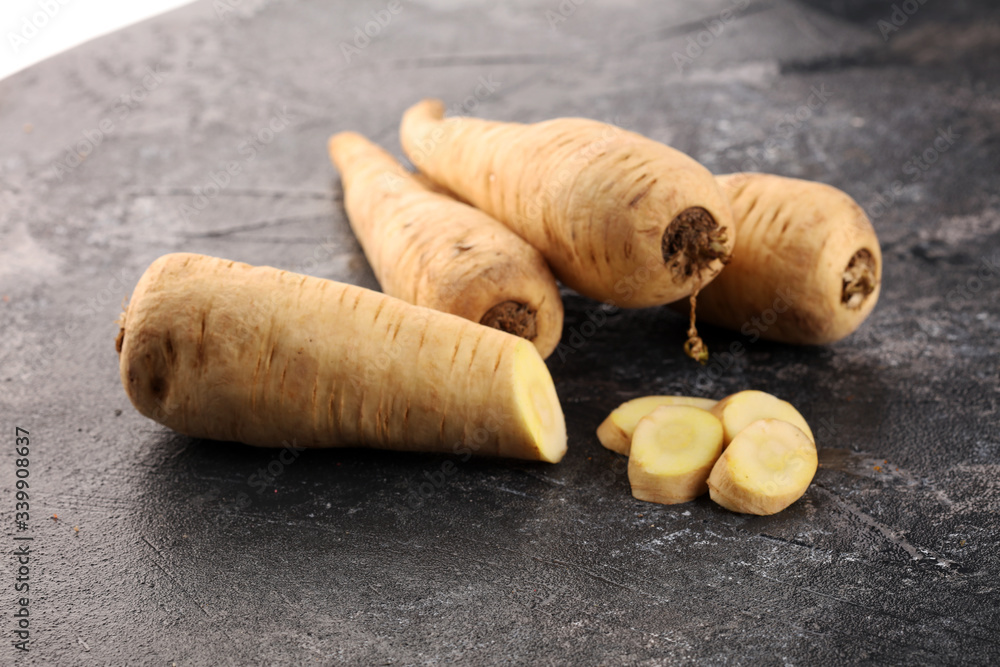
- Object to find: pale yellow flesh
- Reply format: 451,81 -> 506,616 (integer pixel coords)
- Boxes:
628,406 -> 724,505
512,341 -> 567,462
708,419 -> 817,515
711,390 -> 813,448
597,396 -> 717,455
117,253 -> 567,462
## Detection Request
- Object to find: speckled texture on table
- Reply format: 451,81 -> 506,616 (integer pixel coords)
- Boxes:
1,0 -> 999,664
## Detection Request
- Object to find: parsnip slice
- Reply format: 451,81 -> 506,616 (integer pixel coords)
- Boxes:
597,396 -> 717,455
628,406 -> 724,505
711,390 -> 813,448
707,419 -> 817,515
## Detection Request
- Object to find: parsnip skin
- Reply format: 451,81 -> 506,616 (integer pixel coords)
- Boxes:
679,173 -> 881,345
708,419 -> 817,515
597,395 -> 717,455
117,253 -> 567,462
400,99 -> 735,308
711,390 -> 813,448
328,132 -> 564,359
628,406 -> 724,505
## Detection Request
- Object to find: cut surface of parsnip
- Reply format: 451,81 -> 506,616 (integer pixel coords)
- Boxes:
597,395 -> 717,455
400,99 -> 736,311
708,419 -> 817,515
711,390 -> 813,448
681,173 -> 882,345
328,131 -> 564,359
628,406 -> 724,505
116,253 -> 567,462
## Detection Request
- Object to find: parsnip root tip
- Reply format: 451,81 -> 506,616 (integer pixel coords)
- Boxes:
413,98 -> 446,121
683,335 -> 709,364
842,248 -> 877,309
480,301 -> 538,341
662,207 -> 731,282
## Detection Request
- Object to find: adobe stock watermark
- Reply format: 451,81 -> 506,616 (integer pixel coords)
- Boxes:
39,264 -> 143,372
876,0 -> 930,41
597,452 -> 628,488
7,0 -> 72,54
945,252 -> 1000,307
444,75 -> 502,118
520,116 -> 630,224
544,0 -> 587,29
211,235 -> 341,336
123,239 -> 341,421
178,106 -> 297,222
692,288 -> 795,392
671,0 -> 751,73
49,66 -> 167,180
248,441 -> 306,494
213,0 -> 281,23
403,407 -> 510,509
739,84 -> 833,173
866,126 -> 959,220
398,74 -> 503,170
216,440 -> 306,523
552,302 -> 620,363
551,250 -> 660,364
135,237 -> 341,424
339,0 -> 408,64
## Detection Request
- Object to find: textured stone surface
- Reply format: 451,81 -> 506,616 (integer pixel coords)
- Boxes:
1,0 -> 999,664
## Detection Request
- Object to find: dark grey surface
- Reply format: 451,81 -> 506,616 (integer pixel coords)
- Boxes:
2,0 -> 999,664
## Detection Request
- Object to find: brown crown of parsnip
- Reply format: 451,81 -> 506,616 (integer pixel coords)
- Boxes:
678,173 -> 882,345
399,99 -> 736,310
328,131 -> 564,359
116,253 -> 567,462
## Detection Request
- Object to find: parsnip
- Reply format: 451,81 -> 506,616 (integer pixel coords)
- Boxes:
682,173 -> 882,345
328,132 -> 564,358
597,395 -> 717,455
711,390 -> 813,448
707,419 -> 817,515
399,99 -> 735,310
627,406 -> 724,505
116,253 -> 567,462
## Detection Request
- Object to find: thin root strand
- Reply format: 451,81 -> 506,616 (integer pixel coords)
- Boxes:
683,285 -> 709,364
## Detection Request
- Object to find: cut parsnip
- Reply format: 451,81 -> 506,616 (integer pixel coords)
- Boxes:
597,396 -> 717,455
116,253 -> 567,462
707,419 -> 817,515
711,390 -> 813,448
627,406 -> 724,505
